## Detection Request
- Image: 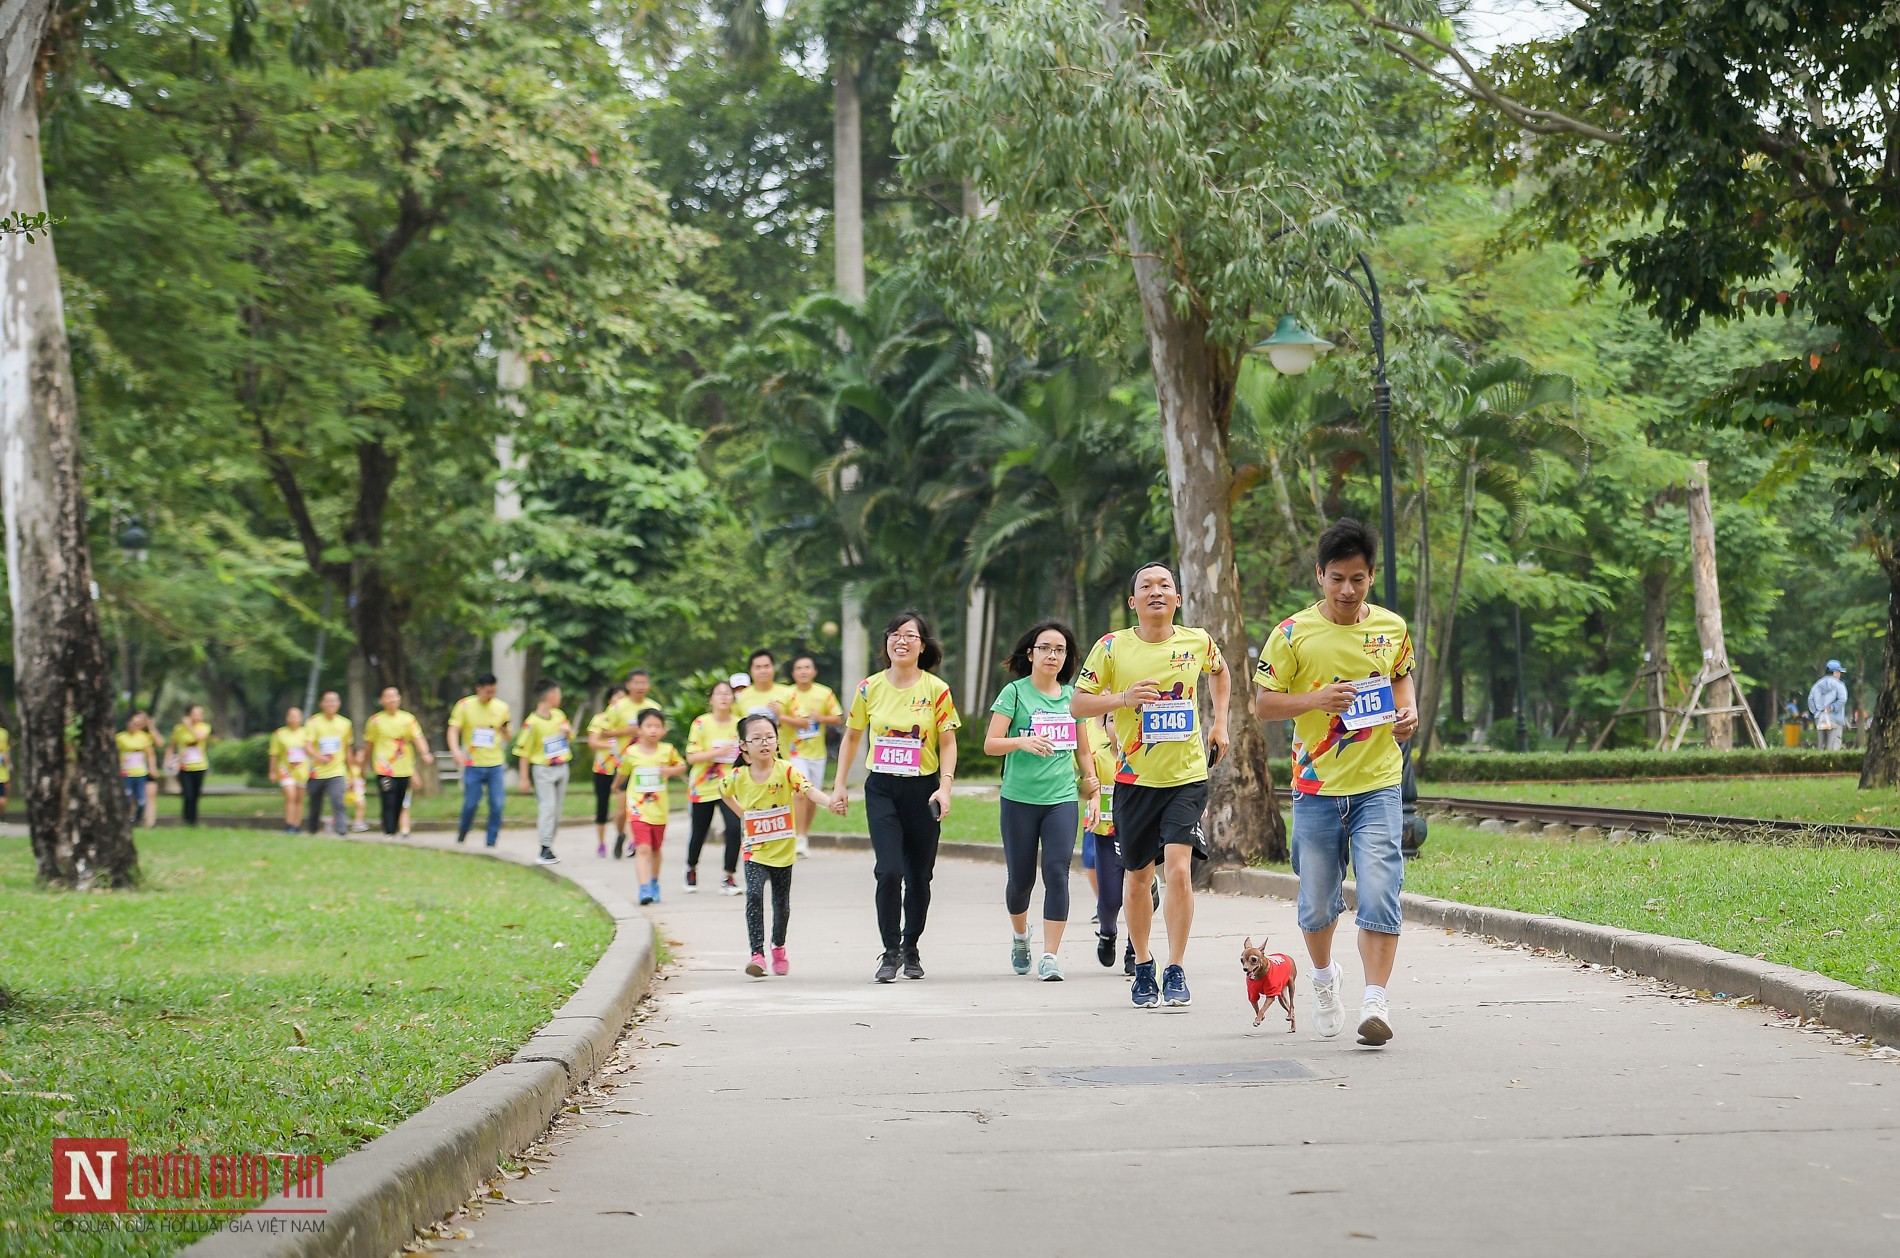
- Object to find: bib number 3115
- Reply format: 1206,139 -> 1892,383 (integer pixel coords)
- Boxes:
1341,676 -> 1397,731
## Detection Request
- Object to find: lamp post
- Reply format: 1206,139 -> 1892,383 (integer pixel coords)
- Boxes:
1251,252 -> 1425,856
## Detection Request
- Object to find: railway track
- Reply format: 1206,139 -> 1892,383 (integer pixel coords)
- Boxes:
1418,795 -> 1900,850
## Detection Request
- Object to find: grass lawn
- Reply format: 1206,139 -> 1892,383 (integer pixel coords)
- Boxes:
146,776 -> 691,824
1431,775 -> 1900,826
0,829 -> 611,1255
1365,823 -> 1900,996
821,796 -> 1005,847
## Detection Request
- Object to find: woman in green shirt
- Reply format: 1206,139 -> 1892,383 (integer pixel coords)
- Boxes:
984,620 -> 1099,981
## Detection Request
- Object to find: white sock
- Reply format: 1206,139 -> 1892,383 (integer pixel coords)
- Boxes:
1013,929 -> 1030,941
1363,983 -> 1388,1005
1312,963 -> 1338,986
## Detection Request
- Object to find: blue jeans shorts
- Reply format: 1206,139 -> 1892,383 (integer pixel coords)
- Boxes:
1290,784 -> 1404,935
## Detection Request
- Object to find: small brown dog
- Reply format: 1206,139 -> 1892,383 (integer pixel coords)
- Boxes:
1241,937 -> 1298,1030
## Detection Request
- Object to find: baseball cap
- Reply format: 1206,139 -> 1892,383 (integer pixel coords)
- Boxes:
728,672 -> 750,689
1826,659 -> 1844,672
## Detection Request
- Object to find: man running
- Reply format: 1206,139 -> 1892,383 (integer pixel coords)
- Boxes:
1253,519 -> 1417,1047
448,672 -> 512,847
785,654 -> 843,857
741,650 -> 795,720
1073,562 -> 1231,1009
304,690 -> 354,837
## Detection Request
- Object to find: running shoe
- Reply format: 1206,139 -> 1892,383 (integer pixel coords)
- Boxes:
1356,994 -> 1393,1046
596,841 -> 607,858
745,953 -> 766,977
1313,971 -> 1345,1038
1162,964 -> 1191,1007
795,837 -> 810,857
613,836 -> 625,860
648,881 -> 662,904
351,821 -> 370,833
683,867 -> 698,892
1130,960 -> 1159,1007
398,830 -> 410,840
1096,932 -> 1116,968
721,875 -> 741,896
536,847 -> 558,865
638,883 -> 654,907
455,833 -> 468,844
902,947 -> 924,980
875,951 -> 901,983
1123,941 -> 1136,975
1038,953 -> 1064,981
285,826 -> 298,836
1011,935 -> 1032,975
771,946 -> 789,976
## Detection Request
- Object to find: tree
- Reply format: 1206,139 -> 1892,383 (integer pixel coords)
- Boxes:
0,0 -> 137,886
897,0 -> 1386,862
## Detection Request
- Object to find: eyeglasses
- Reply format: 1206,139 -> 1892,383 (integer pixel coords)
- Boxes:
1031,644 -> 1068,656
887,632 -> 923,643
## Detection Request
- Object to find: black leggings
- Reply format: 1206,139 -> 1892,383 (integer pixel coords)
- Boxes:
1094,827 -> 1126,934
378,775 -> 410,835
177,769 -> 207,825
1000,798 -> 1076,921
866,773 -> 940,952
745,861 -> 793,953
593,772 -> 616,825
687,798 -> 741,875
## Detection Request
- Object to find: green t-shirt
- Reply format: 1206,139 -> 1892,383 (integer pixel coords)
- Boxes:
991,678 -> 1081,806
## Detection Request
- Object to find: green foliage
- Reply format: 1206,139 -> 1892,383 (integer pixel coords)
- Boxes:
207,733 -> 271,781
1425,748 -> 1863,783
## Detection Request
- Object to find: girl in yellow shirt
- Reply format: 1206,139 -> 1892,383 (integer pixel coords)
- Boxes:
268,708 -> 311,834
615,710 -> 686,905
683,680 -> 742,895
170,705 -> 213,826
117,713 -> 160,828
727,713 -> 844,977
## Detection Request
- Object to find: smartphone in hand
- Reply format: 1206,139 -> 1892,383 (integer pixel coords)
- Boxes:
930,798 -> 942,821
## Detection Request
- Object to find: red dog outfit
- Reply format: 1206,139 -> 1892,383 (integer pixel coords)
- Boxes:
1246,953 -> 1295,1001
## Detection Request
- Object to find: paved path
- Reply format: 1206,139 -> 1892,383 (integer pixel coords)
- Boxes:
419,820 -> 1898,1256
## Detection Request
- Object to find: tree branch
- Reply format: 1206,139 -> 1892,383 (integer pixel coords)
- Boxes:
252,418 -> 346,586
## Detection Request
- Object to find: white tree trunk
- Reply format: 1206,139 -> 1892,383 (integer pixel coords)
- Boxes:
833,64 -> 865,302
0,59 -> 138,885
1686,460 -> 1732,749
491,349 -> 530,718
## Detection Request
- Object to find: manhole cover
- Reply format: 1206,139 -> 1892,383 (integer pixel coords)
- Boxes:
1035,1059 -> 1326,1087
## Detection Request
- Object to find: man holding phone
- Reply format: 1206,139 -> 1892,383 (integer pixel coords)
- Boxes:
1253,519 -> 1417,1047
1073,562 -> 1230,1009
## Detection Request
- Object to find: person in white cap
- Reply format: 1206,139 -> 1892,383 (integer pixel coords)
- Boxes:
1809,661 -> 1849,750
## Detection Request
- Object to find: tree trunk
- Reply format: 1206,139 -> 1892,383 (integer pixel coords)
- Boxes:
1414,456 -> 1475,765
0,80 -> 138,887
1641,566 -> 1669,744
1685,461 -> 1732,749
1858,540 -> 1900,786
834,58 -> 867,711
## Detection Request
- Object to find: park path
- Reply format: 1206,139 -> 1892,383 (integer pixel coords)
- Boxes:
412,818 -> 1898,1257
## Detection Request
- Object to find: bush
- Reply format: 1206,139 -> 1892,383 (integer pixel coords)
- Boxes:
208,733 -> 272,782
1422,747 -> 1863,783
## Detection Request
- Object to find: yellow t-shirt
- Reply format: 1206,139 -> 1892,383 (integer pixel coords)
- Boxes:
621,741 -> 684,824
686,713 -> 739,802
846,671 -> 961,777
1076,624 -> 1226,789
738,681 -> 794,720
170,720 -> 212,772
784,683 -> 842,760
449,696 -> 511,768
610,694 -> 665,739
513,710 -> 573,767
269,725 -> 311,783
116,730 -> 158,778
363,709 -> 424,777
1088,739 -> 1117,835
0,727 -> 11,784
588,712 -> 623,775
1255,601 -> 1415,797
304,713 -> 354,780
722,759 -> 810,868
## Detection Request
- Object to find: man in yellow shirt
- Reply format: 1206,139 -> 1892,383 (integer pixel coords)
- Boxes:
363,686 -> 434,839
1074,561 -> 1231,1010
513,679 -> 573,865
303,690 -> 355,836
785,654 -> 843,856
740,650 -> 795,720
448,672 -> 512,847
1254,519 -> 1417,1049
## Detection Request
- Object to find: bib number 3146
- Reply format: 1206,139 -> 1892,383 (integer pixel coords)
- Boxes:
1140,699 -> 1195,743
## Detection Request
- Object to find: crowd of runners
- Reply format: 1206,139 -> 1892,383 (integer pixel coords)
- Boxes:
105,518 -> 1417,1046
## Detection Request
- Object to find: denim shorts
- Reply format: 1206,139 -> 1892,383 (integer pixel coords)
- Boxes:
1289,784 -> 1404,935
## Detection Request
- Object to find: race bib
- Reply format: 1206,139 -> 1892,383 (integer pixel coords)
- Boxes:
798,720 -> 821,742
317,736 -> 342,756
870,735 -> 923,776
742,805 -> 793,850
632,765 -> 662,792
179,745 -> 207,768
1030,710 -> 1078,751
1341,676 -> 1397,731
1098,787 -> 1114,827
1140,698 -> 1196,743
470,727 -> 497,749
286,746 -> 308,764
120,752 -> 145,775
543,734 -> 570,762
713,741 -> 740,765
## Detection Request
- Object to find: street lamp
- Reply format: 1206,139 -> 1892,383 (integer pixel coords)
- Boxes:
116,516 -> 149,709
1251,250 -> 1425,856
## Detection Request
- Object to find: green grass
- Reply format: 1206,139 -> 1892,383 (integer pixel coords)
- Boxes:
0,829 -> 612,1255
820,795 -> 1005,846
144,776 -> 692,824
1377,824 -> 1900,996
1433,775 -> 1900,826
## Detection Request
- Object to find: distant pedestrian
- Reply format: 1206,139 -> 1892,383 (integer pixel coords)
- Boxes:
118,711 -> 162,828
515,679 -> 573,865
169,704 -> 212,826
1809,661 -> 1848,751
448,672 -> 513,847
304,691 -> 354,836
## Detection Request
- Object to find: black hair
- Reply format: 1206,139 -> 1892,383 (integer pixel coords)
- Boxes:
320,690 -> 341,701
379,685 -> 400,697
879,609 -> 943,672
1129,560 -> 1178,595
475,671 -> 498,687
748,649 -> 775,668
791,654 -> 817,669
534,678 -> 561,699
626,667 -> 650,681
636,707 -> 665,726
1005,620 -> 1080,684
1316,518 -> 1377,571
709,678 -> 735,699
736,712 -> 778,743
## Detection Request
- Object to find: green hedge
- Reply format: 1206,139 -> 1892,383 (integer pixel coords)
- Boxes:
1422,748 -> 1863,783
208,733 -> 272,782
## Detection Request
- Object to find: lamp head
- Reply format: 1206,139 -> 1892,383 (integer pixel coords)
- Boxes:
1250,315 -> 1334,376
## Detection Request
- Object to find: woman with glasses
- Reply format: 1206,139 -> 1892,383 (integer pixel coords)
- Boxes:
833,611 -> 962,983
984,621 -> 1098,981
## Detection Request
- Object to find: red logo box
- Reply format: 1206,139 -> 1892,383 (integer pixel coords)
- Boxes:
52,1138 -> 129,1213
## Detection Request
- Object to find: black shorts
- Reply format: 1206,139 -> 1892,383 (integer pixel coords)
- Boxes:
1111,780 -> 1209,871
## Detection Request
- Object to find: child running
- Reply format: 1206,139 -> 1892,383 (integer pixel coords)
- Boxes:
1085,713 -> 1133,972
587,684 -> 627,858
725,713 -> 845,977
617,708 -> 686,905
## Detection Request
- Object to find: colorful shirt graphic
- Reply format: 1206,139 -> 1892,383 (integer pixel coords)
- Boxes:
1254,601 -> 1414,796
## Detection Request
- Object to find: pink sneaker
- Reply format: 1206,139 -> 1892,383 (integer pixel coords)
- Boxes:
745,953 -> 766,977
596,842 -> 607,858
771,946 -> 789,976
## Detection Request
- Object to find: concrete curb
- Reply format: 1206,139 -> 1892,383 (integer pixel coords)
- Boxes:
186,840 -> 656,1258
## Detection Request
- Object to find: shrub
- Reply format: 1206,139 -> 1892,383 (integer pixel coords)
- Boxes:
1422,747 -> 1863,783
208,733 -> 272,782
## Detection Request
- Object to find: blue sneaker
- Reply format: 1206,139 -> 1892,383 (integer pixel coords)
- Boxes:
1130,960 -> 1159,1008
648,881 -> 661,904
1162,964 -> 1191,1007
638,882 -> 655,906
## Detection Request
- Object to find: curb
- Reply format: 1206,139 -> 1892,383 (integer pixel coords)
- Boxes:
186,840 -> 656,1258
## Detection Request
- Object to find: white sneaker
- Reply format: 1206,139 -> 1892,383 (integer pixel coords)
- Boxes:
795,837 -> 810,857
1356,993 -> 1393,1046
1313,972 -> 1345,1038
